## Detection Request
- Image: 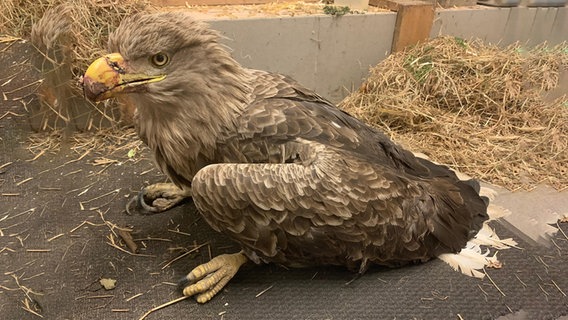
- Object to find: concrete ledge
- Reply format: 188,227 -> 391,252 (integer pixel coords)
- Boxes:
203,7 -> 566,102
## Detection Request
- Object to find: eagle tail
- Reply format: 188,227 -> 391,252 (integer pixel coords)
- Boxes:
410,151 -> 518,277
438,186 -> 518,279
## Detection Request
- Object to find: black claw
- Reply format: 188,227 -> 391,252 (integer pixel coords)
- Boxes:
125,195 -> 137,215
137,189 -> 160,214
344,272 -> 363,286
178,275 -> 192,291
124,189 -> 159,215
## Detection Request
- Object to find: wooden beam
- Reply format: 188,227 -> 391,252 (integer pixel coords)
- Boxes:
389,0 -> 435,52
150,0 -> 317,6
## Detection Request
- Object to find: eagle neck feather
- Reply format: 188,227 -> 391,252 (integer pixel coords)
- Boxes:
135,66 -> 254,183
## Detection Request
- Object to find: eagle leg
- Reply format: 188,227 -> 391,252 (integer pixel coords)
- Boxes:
180,251 -> 248,303
126,182 -> 191,214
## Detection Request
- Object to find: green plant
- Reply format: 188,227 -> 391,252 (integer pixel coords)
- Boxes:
323,5 -> 350,16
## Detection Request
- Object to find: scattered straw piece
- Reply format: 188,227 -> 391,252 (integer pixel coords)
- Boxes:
126,293 -> 143,302
138,295 -> 191,320
0,111 -> 24,120
483,268 -> 505,297
63,169 -> 82,176
46,233 -> 64,242
557,222 -> 568,240
15,177 -> 33,186
4,207 -> 36,221
167,229 -> 192,237
0,35 -> 22,44
69,220 -> 98,233
106,233 -> 155,257
38,186 -> 62,191
0,247 -> 16,253
21,297 -> 43,318
2,79 -> 42,95
539,283 -> 550,296
161,242 -> 209,270
93,157 -> 119,166
9,274 -> 44,318
22,273 -> 45,281
255,284 -> 274,298
514,273 -> 528,288
0,161 -> 13,170
551,279 -> 567,297
77,294 -> 115,300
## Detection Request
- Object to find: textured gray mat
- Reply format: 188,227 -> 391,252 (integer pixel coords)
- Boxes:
2,106 -> 568,320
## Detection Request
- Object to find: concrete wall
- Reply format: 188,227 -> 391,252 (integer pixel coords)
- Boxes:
208,7 -> 568,103
431,7 -> 568,47
210,14 -> 396,103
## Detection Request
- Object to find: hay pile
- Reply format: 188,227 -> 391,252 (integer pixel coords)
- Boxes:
1,0 -> 149,131
340,37 -> 568,190
1,0 -> 148,75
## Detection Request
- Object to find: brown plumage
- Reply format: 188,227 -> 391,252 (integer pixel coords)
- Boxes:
82,12 -> 490,302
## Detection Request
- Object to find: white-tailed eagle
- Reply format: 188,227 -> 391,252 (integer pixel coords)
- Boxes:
82,12 -> 509,303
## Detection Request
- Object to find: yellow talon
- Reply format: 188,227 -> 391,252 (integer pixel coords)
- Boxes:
181,251 -> 248,303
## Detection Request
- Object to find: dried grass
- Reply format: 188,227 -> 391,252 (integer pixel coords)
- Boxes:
26,128 -> 144,160
340,37 -> 568,190
1,0 -> 149,131
177,1 -> 388,19
1,0 -> 148,75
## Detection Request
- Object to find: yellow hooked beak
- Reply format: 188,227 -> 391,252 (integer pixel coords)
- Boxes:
82,53 -> 166,102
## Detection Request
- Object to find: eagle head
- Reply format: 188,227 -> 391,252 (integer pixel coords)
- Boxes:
82,12 -> 247,107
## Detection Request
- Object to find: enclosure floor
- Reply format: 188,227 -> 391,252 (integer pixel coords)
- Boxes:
3,114 -> 568,320
1,41 -> 568,320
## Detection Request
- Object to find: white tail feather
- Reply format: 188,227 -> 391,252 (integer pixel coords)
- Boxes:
438,171 -> 516,278
438,245 -> 491,279
438,224 -> 514,279
438,196 -> 517,278
471,224 -> 518,250
410,151 -> 519,278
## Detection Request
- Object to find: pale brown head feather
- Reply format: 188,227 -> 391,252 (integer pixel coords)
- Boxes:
108,12 -> 253,184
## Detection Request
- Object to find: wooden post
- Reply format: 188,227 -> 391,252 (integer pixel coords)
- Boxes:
371,0 -> 435,52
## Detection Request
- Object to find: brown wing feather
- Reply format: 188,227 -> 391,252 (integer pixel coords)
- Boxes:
195,75 -> 488,270
192,141 -> 482,271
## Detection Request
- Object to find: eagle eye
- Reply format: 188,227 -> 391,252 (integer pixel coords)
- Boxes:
150,52 -> 169,67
